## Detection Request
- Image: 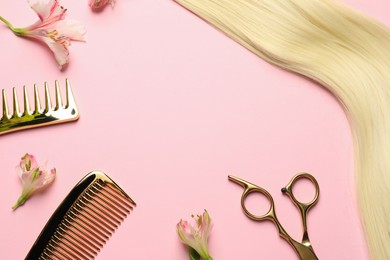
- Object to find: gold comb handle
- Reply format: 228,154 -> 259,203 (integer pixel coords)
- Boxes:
0,79 -> 79,135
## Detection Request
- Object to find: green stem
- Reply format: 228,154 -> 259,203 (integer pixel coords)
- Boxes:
0,16 -> 15,30
12,193 -> 29,210
0,16 -> 25,36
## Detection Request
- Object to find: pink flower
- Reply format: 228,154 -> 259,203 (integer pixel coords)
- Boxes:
0,0 -> 86,69
89,0 -> 115,10
12,153 -> 56,210
177,210 -> 213,260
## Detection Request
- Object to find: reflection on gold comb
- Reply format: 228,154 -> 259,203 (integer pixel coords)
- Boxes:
0,79 -> 79,135
25,171 -> 136,260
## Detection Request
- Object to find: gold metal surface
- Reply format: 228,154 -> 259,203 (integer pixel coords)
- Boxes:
0,79 -> 79,135
228,173 -> 320,260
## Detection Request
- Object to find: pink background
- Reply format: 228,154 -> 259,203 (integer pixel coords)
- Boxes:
0,0 -> 388,259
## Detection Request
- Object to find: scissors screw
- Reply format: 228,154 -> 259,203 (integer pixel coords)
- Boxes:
281,187 -> 287,193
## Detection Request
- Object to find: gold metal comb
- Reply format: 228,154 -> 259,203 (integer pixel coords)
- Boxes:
0,79 -> 79,135
25,171 -> 136,260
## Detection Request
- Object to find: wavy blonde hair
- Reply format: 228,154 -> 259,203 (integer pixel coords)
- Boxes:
173,0 -> 390,258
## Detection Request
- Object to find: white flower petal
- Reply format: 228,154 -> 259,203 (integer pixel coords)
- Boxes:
55,20 -> 86,41
20,171 -> 33,186
41,36 -> 69,69
42,168 -> 56,186
29,0 -> 56,21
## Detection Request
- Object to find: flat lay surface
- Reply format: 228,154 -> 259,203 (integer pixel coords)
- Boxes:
1,0 -> 388,259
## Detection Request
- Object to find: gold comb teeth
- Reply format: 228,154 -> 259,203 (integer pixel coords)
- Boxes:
25,171 -> 136,260
0,79 -> 79,135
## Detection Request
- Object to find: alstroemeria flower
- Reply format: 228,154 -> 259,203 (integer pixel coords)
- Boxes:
0,0 -> 86,69
177,210 -> 213,260
12,153 -> 56,210
89,0 -> 115,10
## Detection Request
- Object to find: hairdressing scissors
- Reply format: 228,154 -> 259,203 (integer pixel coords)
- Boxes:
228,173 -> 319,260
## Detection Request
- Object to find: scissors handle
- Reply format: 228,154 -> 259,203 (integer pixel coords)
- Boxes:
228,175 -> 277,221
282,173 -> 320,245
229,173 -> 320,260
